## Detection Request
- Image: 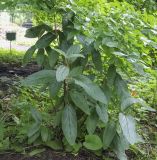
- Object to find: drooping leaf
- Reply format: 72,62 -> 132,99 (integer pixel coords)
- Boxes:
67,45 -> 81,55
56,65 -> 69,82
23,45 -> 36,65
83,135 -> 103,150
25,24 -> 52,38
103,121 -> 116,149
96,104 -> 108,124
35,32 -> 57,49
119,113 -> 143,145
62,105 -> 77,145
49,80 -> 62,98
91,49 -> 102,72
70,90 -> 90,115
46,47 -> 59,68
74,75 -> 108,104
21,70 -> 56,86
107,65 -> 116,87
121,97 -> 143,111
86,112 -> 98,134
41,126 -> 49,142
36,48 -> 45,65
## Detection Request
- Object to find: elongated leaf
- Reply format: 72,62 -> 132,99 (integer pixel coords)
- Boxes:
41,126 -> 49,142
62,105 -> 77,145
103,122 -> 116,149
119,113 -> 143,145
121,97 -> 143,111
74,75 -> 108,104
70,90 -> 90,115
36,48 -> 45,65
91,49 -> 102,72
46,47 -> 59,68
23,45 -> 36,65
31,108 -> 42,122
28,132 -> 40,144
112,133 -> 129,160
28,123 -> 40,138
96,104 -> 108,124
107,65 -> 116,87
86,112 -> 98,134
35,32 -> 57,49
114,74 -> 130,100
69,66 -> 83,77
67,45 -> 81,55
21,70 -> 56,86
83,135 -> 103,150
25,24 -> 51,38
29,148 -> 45,156
49,80 -> 62,98
46,140 -> 63,150
56,65 -> 69,82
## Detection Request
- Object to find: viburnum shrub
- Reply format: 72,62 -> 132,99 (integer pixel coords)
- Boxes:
21,0 -> 157,159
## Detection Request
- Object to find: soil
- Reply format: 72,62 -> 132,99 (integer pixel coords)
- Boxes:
0,149 -> 103,160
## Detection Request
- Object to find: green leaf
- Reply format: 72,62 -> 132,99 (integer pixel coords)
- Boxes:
21,70 -> 56,86
36,48 -> 45,65
86,112 -> 98,134
25,24 -> 51,38
67,45 -> 81,55
69,66 -> 83,77
83,135 -> 103,150
103,122 -> 116,149
107,65 -> 116,87
112,133 -> 129,160
23,45 -> 36,65
102,37 -> 118,48
56,65 -> 69,82
70,90 -> 90,115
28,123 -> 40,138
46,140 -> 63,150
35,32 -> 57,49
0,122 -> 5,141
114,74 -> 130,100
74,75 -> 108,104
121,97 -> 143,111
41,126 -> 49,142
28,131 -> 40,144
49,80 -> 62,98
31,108 -> 42,122
91,49 -> 102,72
29,148 -> 45,156
62,105 -> 77,145
46,47 -> 59,68
119,113 -> 143,145
96,104 -> 108,124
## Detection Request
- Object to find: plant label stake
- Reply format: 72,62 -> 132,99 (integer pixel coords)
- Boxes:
6,32 -> 16,54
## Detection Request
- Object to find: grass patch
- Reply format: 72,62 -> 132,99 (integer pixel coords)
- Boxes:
0,48 -> 25,63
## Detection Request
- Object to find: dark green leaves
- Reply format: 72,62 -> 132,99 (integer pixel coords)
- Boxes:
25,24 -> 52,38
56,65 -> 69,82
70,90 -> 90,115
91,49 -> 102,72
35,32 -> 57,49
83,135 -> 103,150
23,45 -> 36,65
21,70 -> 56,86
74,75 -> 108,104
62,105 -> 77,145
103,122 -> 116,149
96,104 -> 108,124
